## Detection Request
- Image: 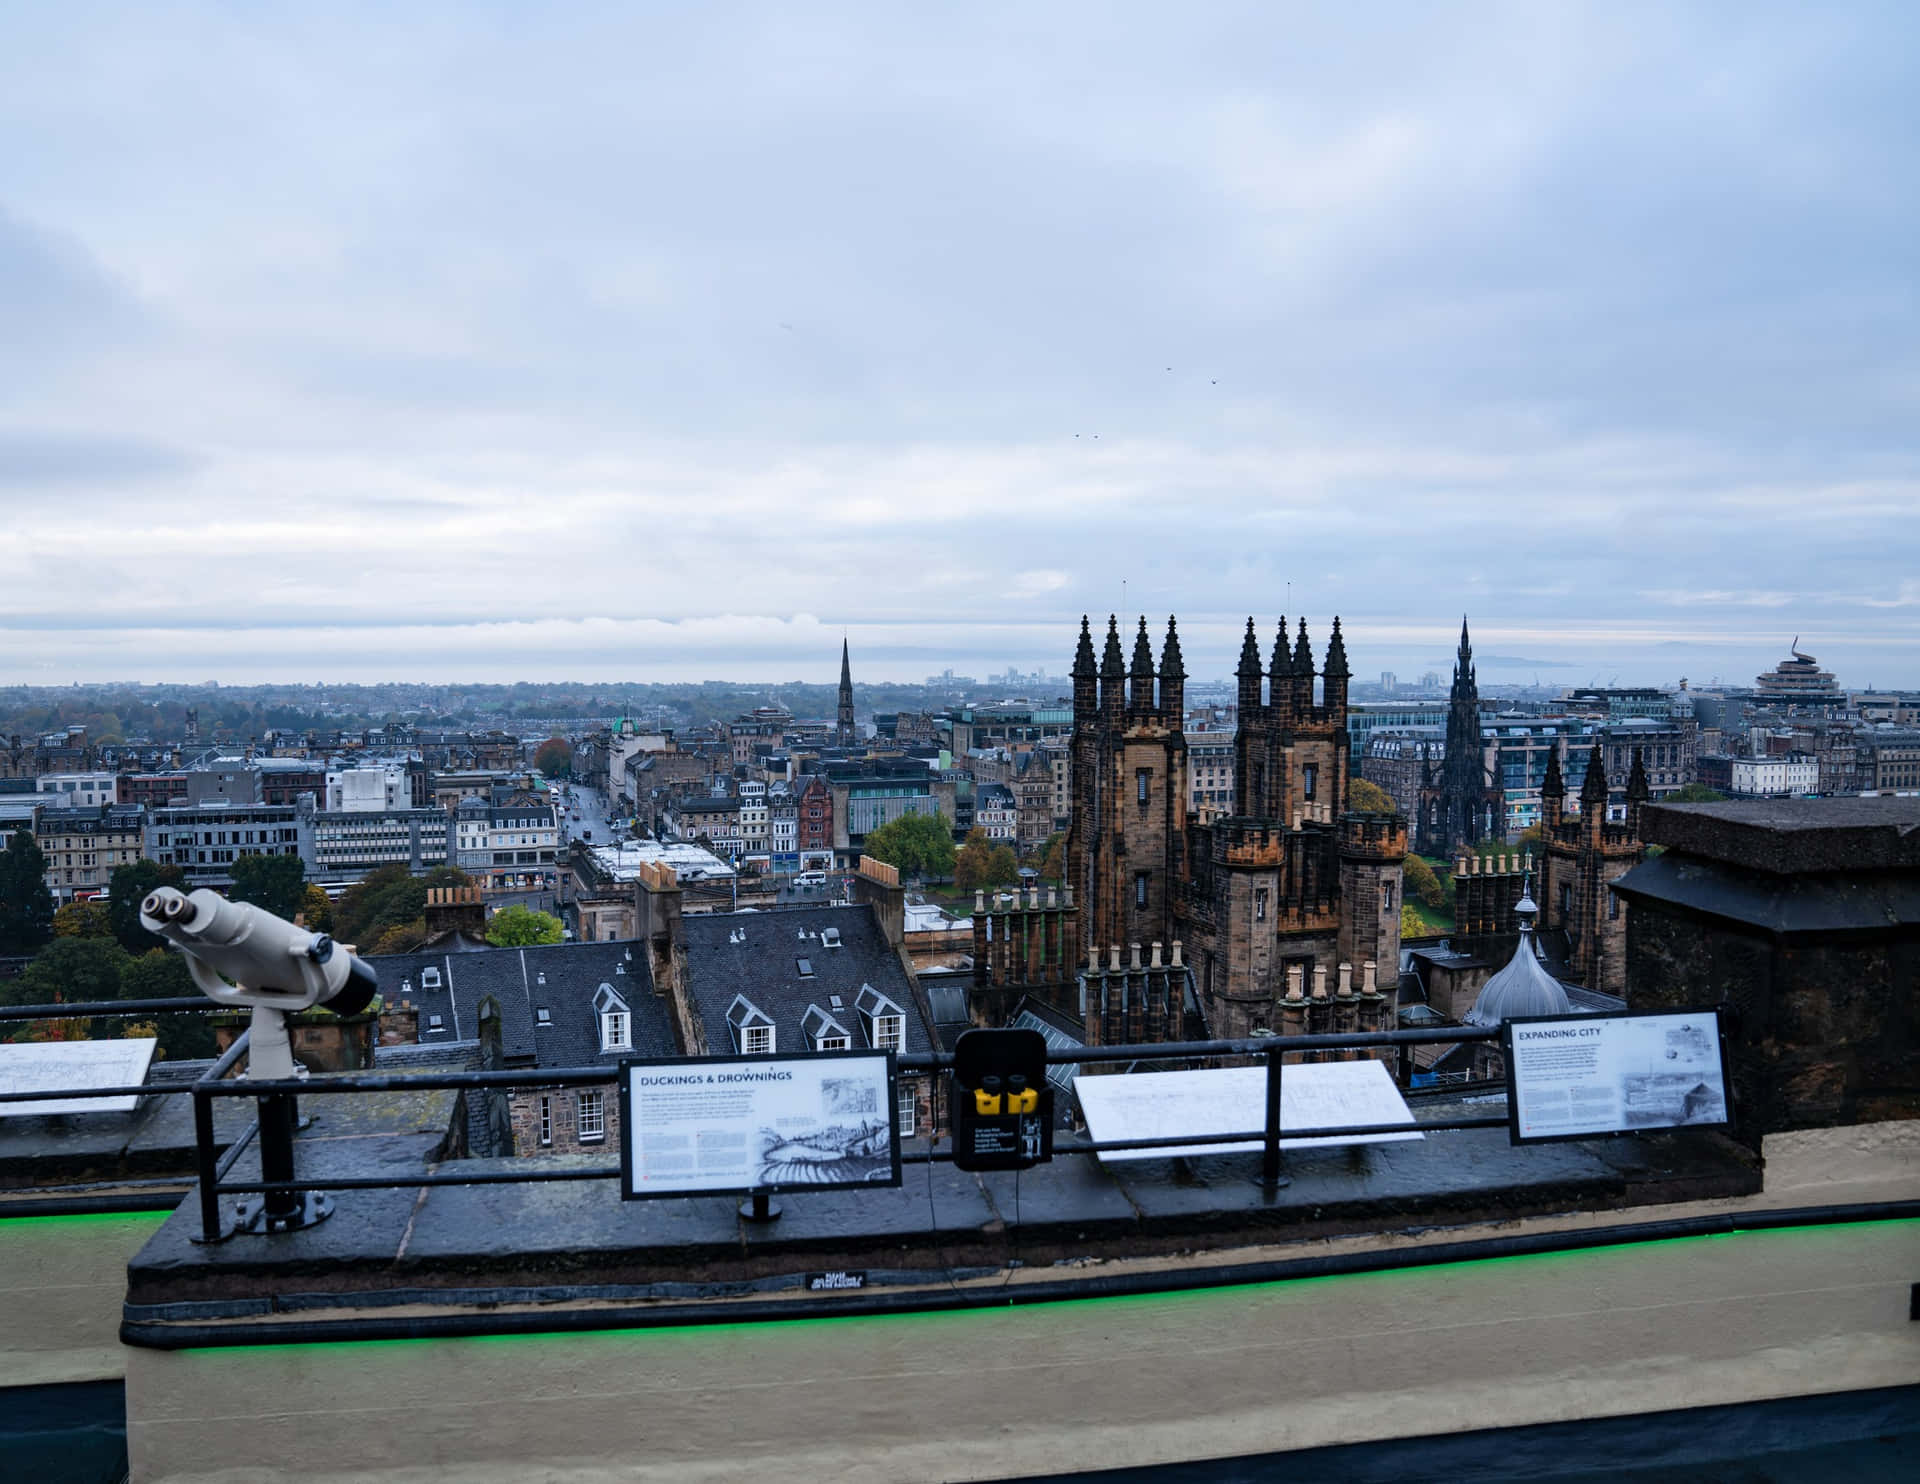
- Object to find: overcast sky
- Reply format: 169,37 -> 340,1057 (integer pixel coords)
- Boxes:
3,3 -> 1915,689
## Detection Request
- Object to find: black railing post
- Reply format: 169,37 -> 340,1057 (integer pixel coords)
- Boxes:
1261,1044 -> 1289,1190
192,1088 -> 222,1244
258,1091 -> 300,1226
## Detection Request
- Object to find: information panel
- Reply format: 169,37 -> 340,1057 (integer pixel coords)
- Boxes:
619,1050 -> 901,1199
0,1037 -> 157,1117
1505,1009 -> 1731,1144
1074,1059 -> 1422,1162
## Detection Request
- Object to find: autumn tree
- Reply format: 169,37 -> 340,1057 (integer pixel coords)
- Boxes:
52,900 -> 115,939
0,831 -> 54,955
1401,853 -> 1446,911
860,811 -> 956,880
300,884 -> 334,933
955,828 -> 1021,893
1347,777 -> 1397,813
534,736 -> 574,778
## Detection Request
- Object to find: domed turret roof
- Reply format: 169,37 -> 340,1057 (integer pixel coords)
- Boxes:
1465,891 -> 1570,1027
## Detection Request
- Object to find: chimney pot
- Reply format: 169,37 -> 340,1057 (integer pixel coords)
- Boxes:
1362,960 -> 1378,995
1170,939 -> 1183,968
1312,965 -> 1328,999
1337,962 -> 1353,997
1130,942 -> 1143,970
1109,944 -> 1122,972
1150,941 -> 1163,968
1286,963 -> 1305,1001
1088,945 -> 1101,973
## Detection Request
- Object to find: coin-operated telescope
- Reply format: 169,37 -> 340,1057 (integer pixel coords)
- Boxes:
142,886 -> 379,1235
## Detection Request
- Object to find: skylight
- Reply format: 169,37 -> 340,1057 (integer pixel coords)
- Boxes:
797,957 -> 813,977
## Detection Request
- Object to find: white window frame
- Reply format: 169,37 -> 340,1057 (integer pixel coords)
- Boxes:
817,1034 -> 849,1052
874,1014 -> 904,1053
896,1081 -> 916,1136
576,1089 -> 606,1142
538,1094 -> 553,1147
602,1010 -> 630,1051
742,1024 -> 774,1056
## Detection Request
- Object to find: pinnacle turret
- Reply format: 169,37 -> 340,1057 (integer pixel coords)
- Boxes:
1130,616 -> 1155,677
1236,617 -> 1263,677
1100,616 -> 1125,679
1324,616 -> 1349,677
1159,616 -> 1185,679
1072,616 -> 1097,679
1269,617 -> 1292,681
1292,616 -> 1313,672
1579,743 -> 1609,807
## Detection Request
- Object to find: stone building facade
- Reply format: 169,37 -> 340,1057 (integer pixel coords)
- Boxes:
1536,743 -> 1648,998
1066,613 -> 1404,1045
1614,796 -> 1919,1141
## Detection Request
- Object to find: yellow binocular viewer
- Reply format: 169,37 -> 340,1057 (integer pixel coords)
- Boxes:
972,1075 -> 1038,1116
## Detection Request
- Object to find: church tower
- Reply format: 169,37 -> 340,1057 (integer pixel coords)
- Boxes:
835,638 -> 856,749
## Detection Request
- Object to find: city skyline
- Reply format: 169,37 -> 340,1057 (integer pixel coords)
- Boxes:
5,5 -> 1916,684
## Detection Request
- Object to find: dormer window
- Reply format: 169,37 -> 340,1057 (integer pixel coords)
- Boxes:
802,1003 -> 851,1052
421,967 -> 441,988
602,1010 -> 631,1051
726,994 -> 775,1055
854,983 -> 906,1053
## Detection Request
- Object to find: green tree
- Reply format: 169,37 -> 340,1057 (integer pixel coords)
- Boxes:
1400,902 -> 1427,939
121,949 -> 219,1060
52,900 -> 114,939
861,811 -> 956,880
0,831 -> 54,955
228,852 -> 307,921
5,936 -> 131,1039
1402,853 -> 1446,910
107,860 -> 185,953
534,736 -> 574,778
1347,777 -> 1397,813
1666,783 -> 1727,804
1037,832 -> 1065,882
486,903 -> 564,947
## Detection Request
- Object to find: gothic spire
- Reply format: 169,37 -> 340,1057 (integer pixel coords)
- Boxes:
1269,617 -> 1291,680
1101,615 -> 1126,679
1072,615 -> 1097,679
1579,742 -> 1609,806
1236,617 -> 1263,677
1626,746 -> 1650,803
1159,615 -> 1185,679
1130,616 -> 1155,676
836,636 -> 855,747
1324,616 -> 1349,677
1292,615 -> 1313,671
1541,744 -> 1565,800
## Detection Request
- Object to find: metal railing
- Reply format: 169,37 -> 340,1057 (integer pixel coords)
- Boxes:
0,997 -> 1503,1242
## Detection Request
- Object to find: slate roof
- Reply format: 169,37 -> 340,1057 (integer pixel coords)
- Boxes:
679,903 -> 934,1059
364,941 -> 675,1070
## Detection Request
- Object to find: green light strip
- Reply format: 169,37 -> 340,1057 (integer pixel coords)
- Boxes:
0,1210 -> 170,1230
172,1215 -> 1917,1359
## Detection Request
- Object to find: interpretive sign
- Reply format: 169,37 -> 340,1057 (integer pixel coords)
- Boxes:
0,1037 -> 157,1117
1505,1009 -> 1731,1144
619,1050 -> 901,1199
1073,1058 -> 1421,1163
